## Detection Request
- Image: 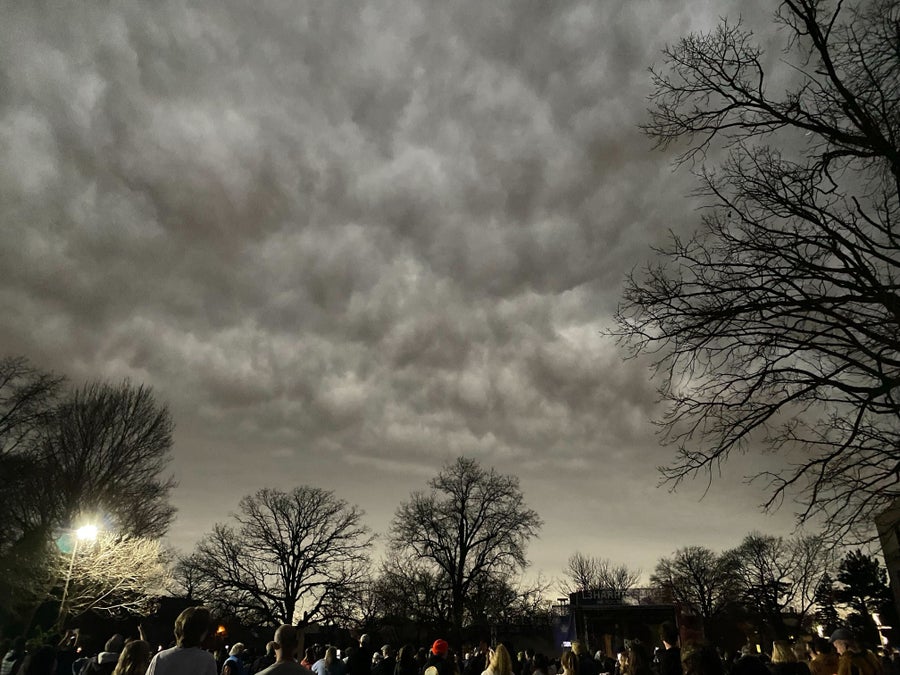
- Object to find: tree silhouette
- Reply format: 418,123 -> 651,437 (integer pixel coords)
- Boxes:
183,486 -> 372,626
724,532 -> 836,639
391,456 -> 542,645
835,549 -> 894,643
650,546 -> 738,626
813,573 -> 840,636
561,552 -> 641,602
613,0 -> 900,544
0,358 -> 176,625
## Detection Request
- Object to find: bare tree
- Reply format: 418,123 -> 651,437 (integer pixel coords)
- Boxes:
562,552 -> 602,594
0,361 -> 177,623
55,533 -> 171,625
391,456 -> 542,644
371,553 -> 453,632
0,357 -> 65,575
173,553 -> 207,601
0,356 -> 63,458
613,0 -> 900,543
724,532 -> 836,638
650,546 -> 738,623
44,381 -> 176,539
184,486 -> 372,627
561,552 -> 641,600
467,572 -> 554,626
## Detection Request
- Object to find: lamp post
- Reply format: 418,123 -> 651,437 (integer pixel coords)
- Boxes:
57,525 -> 98,628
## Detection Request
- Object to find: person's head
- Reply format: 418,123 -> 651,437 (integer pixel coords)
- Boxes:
489,645 -> 513,675
533,654 -> 549,675
383,645 -> 396,659
230,643 -> 246,657
791,643 -> 808,662
274,625 -> 300,661
571,642 -> 587,657
625,643 -> 651,675
682,643 -> 724,675
105,634 -> 125,654
113,640 -> 152,675
360,635 -> 371,648
561,650 -> 580,675
810,638 -> 832,656
326,647 -> 337,666
660,623 -> 679,649
399,645 -> 416,665
432,640 -> 449,660
829,629 -> 855,656
174,606 -> 212,648
771,642 -> 796,664
266,642 -> 277,657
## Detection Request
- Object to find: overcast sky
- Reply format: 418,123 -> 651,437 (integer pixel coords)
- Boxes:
0,0 -> 804,584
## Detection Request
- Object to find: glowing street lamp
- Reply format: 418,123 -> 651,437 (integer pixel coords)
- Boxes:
57,524 -> 99,628
76,525 -> 98,541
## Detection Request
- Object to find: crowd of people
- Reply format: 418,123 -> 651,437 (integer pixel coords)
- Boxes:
1,608 -> 898,675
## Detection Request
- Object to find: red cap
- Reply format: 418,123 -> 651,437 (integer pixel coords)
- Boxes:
431,639 -> 449,656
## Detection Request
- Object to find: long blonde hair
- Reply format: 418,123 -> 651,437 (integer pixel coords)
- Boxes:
489,645 -> 513,675
771,642 -> 797,664
113,640 -> 152,675
561,651 -> 580,675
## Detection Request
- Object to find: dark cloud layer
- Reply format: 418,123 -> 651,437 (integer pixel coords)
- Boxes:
0,0 -> 799,578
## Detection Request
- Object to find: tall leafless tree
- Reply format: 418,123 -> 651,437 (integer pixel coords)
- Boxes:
0,359 -> 176,622
650,546 -> 738,624
391,456 -> 542,644
183,486 -> 372,627
44,381 -> 177,539
724,532 -> 837,639
561,552 -> 642,601
613,0 -> 900,543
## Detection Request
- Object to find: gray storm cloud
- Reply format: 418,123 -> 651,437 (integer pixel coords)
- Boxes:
0,0 -> 797,576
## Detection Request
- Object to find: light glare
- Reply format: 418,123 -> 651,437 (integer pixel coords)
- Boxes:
76,525 -> 98,541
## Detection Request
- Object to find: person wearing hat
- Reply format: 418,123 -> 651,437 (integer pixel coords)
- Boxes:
830,629 -> 883,675
424,641 -> 452,675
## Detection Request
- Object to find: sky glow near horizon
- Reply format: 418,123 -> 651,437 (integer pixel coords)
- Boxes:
0,0 -> 807,584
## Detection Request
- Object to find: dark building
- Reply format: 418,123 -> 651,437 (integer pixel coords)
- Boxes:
556,589 -> 677,656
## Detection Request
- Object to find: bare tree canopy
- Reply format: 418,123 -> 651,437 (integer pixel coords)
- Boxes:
0,357 -> 177,623
390,456 -> 542,642
613,0 -> 900,542
55,532 -> 171,623
561,552 -> 642,600
723,532 -> 837,639
650,546 -> 738,622
0,356 -> 63,458
183,486 -> 372,627
45,381 -> 177,539
371,553 -> 453,631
